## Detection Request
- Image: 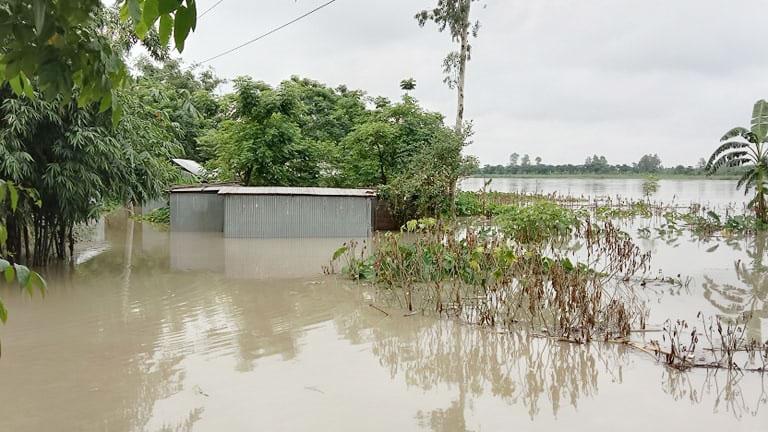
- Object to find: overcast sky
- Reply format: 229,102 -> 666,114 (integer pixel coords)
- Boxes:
177,0 -> 768,166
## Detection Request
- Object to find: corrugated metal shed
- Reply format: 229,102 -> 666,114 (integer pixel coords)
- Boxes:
218,186 -> 376,197
170,185 -> 376,238
224,194 -> 373,238
170,186 -> 225,232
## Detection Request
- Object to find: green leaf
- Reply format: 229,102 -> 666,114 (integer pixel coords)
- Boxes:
8,76 -> 23,95
4,59 -> 20,80
7,182 -> 18,211
20,72 -> 35,100
751,100 -> 768,141
120,0 -> 131,20
186,0 -> 197,31
3,263 -> 15,284
0,298 -> 7,324
32,0 -> 47,36
13,264 -> 30,291
158,0 -> 180,14
29,272 -> 47,296
111,96 -> 124,127
127,0 -> 143,22
0,225 -> 6,247
143,0 -> 161,27
98,92 -> 112,113
135,20 -> 149,39
332,246 -> 349,261
159,14 -> 173,45
174,5 -> 193,52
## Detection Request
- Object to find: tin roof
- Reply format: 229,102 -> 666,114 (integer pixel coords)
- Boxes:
217,186 -> 376,198
171,158 -> 207,176
170,185 -> 225,193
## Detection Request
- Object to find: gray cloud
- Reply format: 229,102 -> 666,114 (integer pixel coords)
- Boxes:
181,0 -> 768,166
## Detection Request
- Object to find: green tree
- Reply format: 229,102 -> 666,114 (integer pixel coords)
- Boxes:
203,77 -> 367,186
0,84 -> 181,265
521,154 -> 531,167
508,153 -> 519,167
132,57 -> 222,160
584,155 -> 609,173
339,95 -> 453,187
380,123 -> 477,222
400,78 -> 416,92
706,99 -> 768,222
416,0 -> 480,133
637,153 -> 662,172
1,0 -> 199,112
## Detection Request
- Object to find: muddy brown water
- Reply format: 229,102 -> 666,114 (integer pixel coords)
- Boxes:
0,212 -> 767,431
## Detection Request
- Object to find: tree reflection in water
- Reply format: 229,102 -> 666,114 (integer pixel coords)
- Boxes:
703,234 -> 767,341
661,369 -> 767,420
362,317 -> 625,424
343,309 -> 768,429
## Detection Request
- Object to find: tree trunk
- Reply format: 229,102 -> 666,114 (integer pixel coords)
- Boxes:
450,1 -> 472,217
455,15 -> 469,133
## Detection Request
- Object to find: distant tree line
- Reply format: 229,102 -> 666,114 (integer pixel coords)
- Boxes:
476,153 -> 743,176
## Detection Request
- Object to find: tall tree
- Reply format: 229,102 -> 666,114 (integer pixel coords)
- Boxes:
637,153 -> 662,172
509,153 -> 519,167
521,154 -> 531,167
400,78 -> 416,92
416,0 -> 480,133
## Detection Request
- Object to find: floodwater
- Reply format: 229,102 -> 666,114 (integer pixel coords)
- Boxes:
462,177 -> 746,207
1,212 -> 767,431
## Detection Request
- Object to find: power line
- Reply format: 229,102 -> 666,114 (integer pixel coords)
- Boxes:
199,0 -> 226,19
198,0 -> 339,64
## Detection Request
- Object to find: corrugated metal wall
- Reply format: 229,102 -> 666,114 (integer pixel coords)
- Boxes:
170,192 -> 225,232
224,195 -> 373,238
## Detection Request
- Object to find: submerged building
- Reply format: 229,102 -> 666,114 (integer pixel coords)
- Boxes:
170,185 -> 378,238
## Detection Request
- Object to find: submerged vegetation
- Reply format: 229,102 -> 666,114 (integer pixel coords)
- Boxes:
332,192 -> 768,373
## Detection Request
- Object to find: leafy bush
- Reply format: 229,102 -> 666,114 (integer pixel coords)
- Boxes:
455,191 -> 483,217
495,201 -> 581,244
134,206 -> 170,226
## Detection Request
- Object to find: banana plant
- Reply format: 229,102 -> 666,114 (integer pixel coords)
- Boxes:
707,99 -> 768,222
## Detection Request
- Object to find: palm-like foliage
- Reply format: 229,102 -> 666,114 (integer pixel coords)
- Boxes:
707,100 -> 768,222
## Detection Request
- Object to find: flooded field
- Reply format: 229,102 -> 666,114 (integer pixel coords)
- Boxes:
1,199 -> 767,430
462,177 -> 745,207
